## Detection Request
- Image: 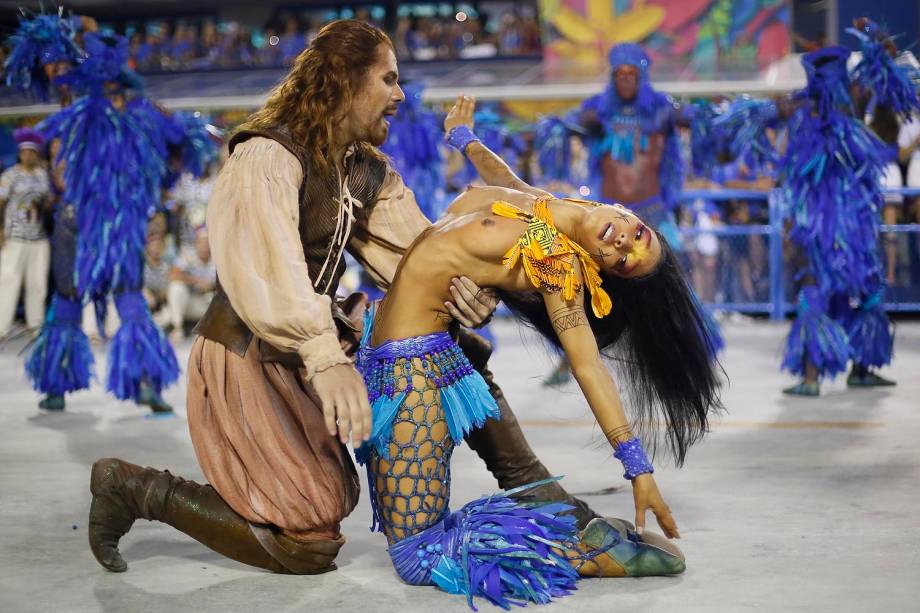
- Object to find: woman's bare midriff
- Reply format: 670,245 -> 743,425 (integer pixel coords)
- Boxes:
370,187 -> 538,345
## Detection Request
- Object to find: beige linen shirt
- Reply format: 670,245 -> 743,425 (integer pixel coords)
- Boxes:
207,137 -> 431,379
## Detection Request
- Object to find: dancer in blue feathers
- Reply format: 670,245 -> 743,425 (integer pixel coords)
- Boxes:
6,14 -> 213,412
534,43 -> 722,385
42,33 -> 180,411
577,43 -> 685,232
780,19 -> 919,396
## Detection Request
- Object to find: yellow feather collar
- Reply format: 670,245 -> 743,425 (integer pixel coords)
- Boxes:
492,199 -> 613,318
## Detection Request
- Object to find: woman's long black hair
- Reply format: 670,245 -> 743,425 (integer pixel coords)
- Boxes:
497,233 -> 724,465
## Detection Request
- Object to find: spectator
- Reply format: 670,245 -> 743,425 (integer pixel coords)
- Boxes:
0,128 -> 52,339
862,104 -> 905,286
688,194 -> 721,304
168,23 -> 198,69
498,12 -> 524,56
165,229 -> 215,343
144,232 -> 172,324
128,32 -> 150,71
519,12 -> 542,54
900,118 -> 920,287
713,158 -> 773,304
279,16 -> 305,65
196,20 -> 222,69
135,29 -> 162,72
170,162 -> 217,249
393,16 -> 412,58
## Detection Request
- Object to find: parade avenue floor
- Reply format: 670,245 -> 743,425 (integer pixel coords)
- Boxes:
1,318 -> 918,613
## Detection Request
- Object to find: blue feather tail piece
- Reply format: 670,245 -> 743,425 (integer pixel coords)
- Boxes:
847,20 -> 920,120
845,289 -> 894,369
106,291 -> 179,401
782,287 -> 850,378
713,96 -> 780,173
389,484 -> 579,610
24,294 -> 94,395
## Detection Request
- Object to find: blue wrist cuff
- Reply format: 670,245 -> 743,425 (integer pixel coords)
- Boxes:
445,125 -> 481,153
613,437 -> 654,480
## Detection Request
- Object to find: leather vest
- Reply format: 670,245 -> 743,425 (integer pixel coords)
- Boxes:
194,125 -> 388,366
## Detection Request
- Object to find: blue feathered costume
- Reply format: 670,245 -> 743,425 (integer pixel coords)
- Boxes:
780,40 -> 913,391
15,19 -> 215,411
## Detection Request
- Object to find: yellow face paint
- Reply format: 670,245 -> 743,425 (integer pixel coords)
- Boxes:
631,236 -> 650,263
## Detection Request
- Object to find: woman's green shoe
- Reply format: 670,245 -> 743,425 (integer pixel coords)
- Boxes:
38,395 -> 65,411
846,371 -> 896,388
782,382 -> 820,397
579,517 -> 686,577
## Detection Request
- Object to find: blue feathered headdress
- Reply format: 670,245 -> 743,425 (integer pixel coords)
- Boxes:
608,43 -> 651,78
4,11 -> 81,101
797,46 -> 853,118
55,32 -> 142,95
713,96 -> 781,173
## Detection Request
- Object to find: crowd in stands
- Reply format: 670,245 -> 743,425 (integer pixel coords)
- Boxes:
120,7 -> 541,73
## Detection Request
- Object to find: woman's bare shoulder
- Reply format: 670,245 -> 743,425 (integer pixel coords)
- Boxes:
445,185 -> 536,216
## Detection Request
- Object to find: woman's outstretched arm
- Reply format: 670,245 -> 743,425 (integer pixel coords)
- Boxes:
444,95 -> 552,198
540,267 -> 680,539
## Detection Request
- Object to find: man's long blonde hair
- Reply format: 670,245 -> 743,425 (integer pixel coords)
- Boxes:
245,20 -> 393,171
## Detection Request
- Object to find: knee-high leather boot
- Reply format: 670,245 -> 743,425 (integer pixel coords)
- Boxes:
88,458 -> 343,574
456,329 -> 600,529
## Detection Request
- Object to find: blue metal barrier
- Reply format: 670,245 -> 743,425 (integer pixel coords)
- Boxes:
677,188 -> 920,317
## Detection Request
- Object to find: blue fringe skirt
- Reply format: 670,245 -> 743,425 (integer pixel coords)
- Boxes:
354,305 -> 579,608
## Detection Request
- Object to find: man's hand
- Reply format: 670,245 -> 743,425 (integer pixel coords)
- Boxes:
444,276 -> 498,328
444,95 -> 476,134
310,363 -> 372,446
632,473 -> 680,539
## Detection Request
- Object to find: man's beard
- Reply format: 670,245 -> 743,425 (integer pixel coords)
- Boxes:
367,118 -> 389,146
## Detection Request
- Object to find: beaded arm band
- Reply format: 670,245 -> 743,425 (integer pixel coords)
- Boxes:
445,125 -> 481,153
613,436 -> 655,480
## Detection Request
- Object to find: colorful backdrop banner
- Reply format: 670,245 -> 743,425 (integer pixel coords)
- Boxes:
538,0 -> 791,77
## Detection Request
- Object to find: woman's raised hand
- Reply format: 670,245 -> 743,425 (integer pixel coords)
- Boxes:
631,473 -> 680,539
444,95 -> 476,134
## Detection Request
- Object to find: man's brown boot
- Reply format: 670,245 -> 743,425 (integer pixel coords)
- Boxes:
88,458 -> 343,574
